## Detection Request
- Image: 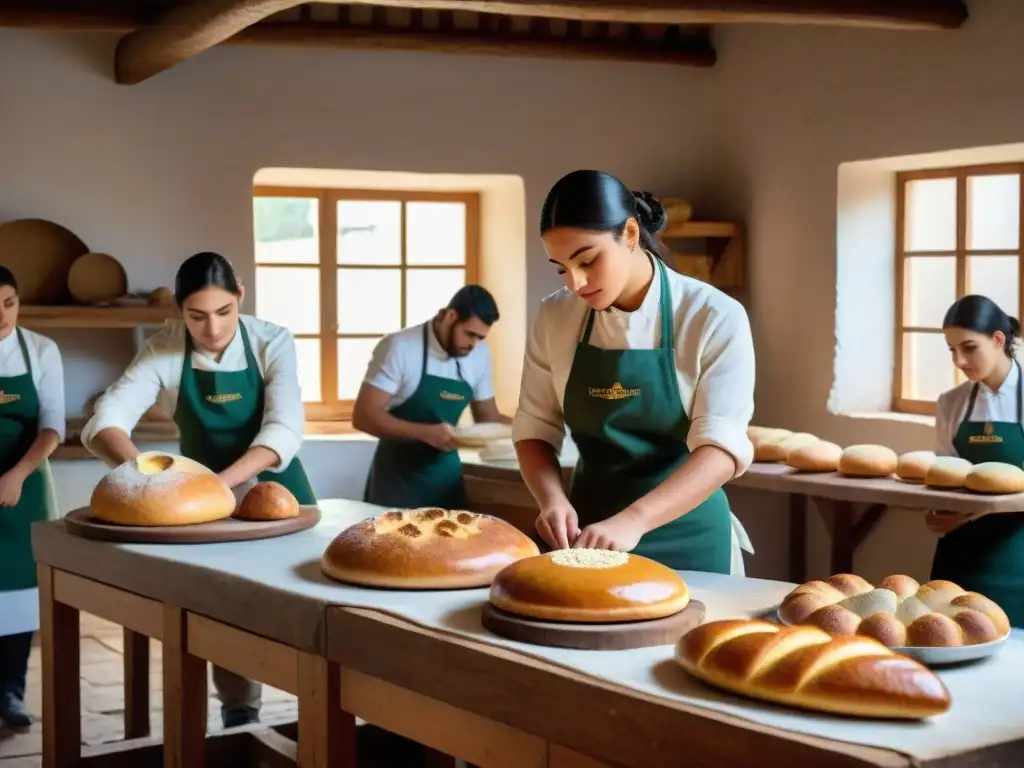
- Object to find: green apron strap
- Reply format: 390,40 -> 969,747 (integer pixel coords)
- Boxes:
655,258 -> 674,351
15,330 -> 31,379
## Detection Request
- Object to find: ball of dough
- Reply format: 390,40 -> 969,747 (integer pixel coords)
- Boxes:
787,440 -> 843,472
895,451 -> 936,483
964,461 -> 1024,494
837,445 -> 898,478
236,481 -> 300,521
924,457 -> 973,489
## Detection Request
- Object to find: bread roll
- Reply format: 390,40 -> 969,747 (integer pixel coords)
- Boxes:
778,573 -> 1010,647
236,481 -> 299,521
924,456 -> 973,488
756,432 -> 818,463
895,451 -> 936,482
965,461 -> 1024,494
786,440 -> 842,472
322,508 -> 539,589
748,427 -> 791,462
675,619 -> 950,719
837,445 -> 898,477
488,549 -> 689,622
90,451 -> 236,526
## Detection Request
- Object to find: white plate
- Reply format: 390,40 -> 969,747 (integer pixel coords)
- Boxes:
774,608 -> 1009,666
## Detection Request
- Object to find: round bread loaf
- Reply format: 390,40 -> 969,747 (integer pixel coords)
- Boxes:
778,573 -> 1010,648
837,445 -> 898,478
895,451 -> 936,482
964,461 -> 1024,494
756,432 -> 818,463
236,481 -> 299,521
924,456 -> 973,488
748,427 -> 791,462
786,440 -> 842,472
488,549 -> 689,622
90,451 -> 236,526
322,508 -> 539,589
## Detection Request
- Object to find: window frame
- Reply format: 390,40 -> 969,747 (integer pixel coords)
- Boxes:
894,162 -> 1024,415
253,185 -> 480,422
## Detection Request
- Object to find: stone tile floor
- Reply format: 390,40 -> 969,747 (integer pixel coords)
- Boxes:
0,612 -> 298,767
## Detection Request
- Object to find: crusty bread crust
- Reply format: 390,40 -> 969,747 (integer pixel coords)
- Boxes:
837,445 -> 898,477
675,619 -> 951,719
236,481 -> 300,521
90,451 -> 236,527
488,549 -> 689,622
321,508 -> 540,589
964,461 -> 1024,494
786,441 -> 842,472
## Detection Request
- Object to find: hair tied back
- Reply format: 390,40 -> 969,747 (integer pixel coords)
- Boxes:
632,191 -> 667,234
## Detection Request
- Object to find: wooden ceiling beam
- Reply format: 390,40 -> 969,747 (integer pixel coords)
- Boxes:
113,0 -> 304,85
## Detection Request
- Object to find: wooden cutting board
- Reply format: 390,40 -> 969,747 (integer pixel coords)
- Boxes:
62,505 -> 321,544
481,599 -> 705,650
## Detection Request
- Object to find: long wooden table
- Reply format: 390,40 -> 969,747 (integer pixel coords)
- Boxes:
460,453 -> 1024,582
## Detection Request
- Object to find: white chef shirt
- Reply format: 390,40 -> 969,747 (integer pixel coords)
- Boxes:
935,361 -> 1023,457
0,327 -> 65,442
512,258 -> 756,478
81,315 -> 303,471
363,321 -> 496,409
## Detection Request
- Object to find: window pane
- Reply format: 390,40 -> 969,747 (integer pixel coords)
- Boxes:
406,201 -> 467,265
337,268 -> 401,334
968,255 -> 1020,319
967,174 -> 1020,251
253,197 -> 319,265
905,178 -> 956,252
902,256 -> 956,328
255,267 -> 320,335
406,269 -> 466,328
902,332 -> 954,402
294,338 -> 322,403
338,338 -> 381,401
337,200 -> 401,265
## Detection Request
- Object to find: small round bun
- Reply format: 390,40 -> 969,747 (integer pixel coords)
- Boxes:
787,440 -> 842,472
756,432 -> 818,463
236,481 -> 300,521
489,549 -> 689,622
90,451 -> 236,526
924,456 -> 973,488
322,508 -> 539,589
895,451 -> 936,483
837,445 -> 898,478
749,426 -> 791,462
964,461 -> 1024,494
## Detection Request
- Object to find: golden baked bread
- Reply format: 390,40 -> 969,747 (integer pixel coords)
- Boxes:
924,456 -> 973,488
786,440 -> 842,472
488,549 -> 689,623
965,461 -> 1024,494
236,481 -> 299,521
837,444 -> 898,477
778,573 -> 1010,647
675,619 -> 950,719
322,508 -> 539,589
895,450 -> 937,482
748,426 -> 790,461
90,451 -> 236,526
756,432 -> 818,463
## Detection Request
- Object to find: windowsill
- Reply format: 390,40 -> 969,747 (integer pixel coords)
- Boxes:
840,410 -> 936,427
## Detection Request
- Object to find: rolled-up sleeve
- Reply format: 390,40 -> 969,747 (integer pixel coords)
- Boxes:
363,335 -> 402,396
512,304 -> 567,452
471,342 -> 495,402
934,391 -> 958,457
252,328 -> 304,471
36,338 -> 66,442
685,302 -> 756,477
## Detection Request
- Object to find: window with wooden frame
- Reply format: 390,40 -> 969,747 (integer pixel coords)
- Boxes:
252,186 -> 479,422
895,163 -> 1024,414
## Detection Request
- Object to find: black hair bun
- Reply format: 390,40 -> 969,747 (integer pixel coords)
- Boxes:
1010,316 -> 1021,337
632,190 -> 667,234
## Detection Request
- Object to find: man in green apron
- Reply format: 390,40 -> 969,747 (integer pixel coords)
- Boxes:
558,259 -> 732,571
930,360 -> 1024,627
174,321 -> 316,727
0,329 -> 60,728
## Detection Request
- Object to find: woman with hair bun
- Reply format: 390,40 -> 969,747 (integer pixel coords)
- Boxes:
512,170 -> 756,574
928,294 -> 1024,625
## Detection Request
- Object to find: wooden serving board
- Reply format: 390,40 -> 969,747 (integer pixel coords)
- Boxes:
62,505 -> 321,544
481,599 -> 706,650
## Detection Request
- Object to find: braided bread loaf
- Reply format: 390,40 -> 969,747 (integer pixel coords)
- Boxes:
779,574 -> 1010,647
675,619 -> 951,718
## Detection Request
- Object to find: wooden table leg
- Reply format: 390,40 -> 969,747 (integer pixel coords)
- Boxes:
39,565 -> 80,768
788,493 -> 808,583
163,605 -> 207,768
123,628 -> 150,738
812,499 -> 889,574
298,653 -> 354,768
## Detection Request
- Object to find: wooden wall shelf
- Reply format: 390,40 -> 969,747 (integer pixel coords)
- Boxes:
657,219 -> 746,305
19,305 -> 176,330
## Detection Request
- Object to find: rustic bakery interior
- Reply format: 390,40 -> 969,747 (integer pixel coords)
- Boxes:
1,0 -> 1023,766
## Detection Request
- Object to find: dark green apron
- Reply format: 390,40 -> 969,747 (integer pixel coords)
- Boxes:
174,322 -> 316,505
931,360 -> 1024,627
0,330 -> 58,593
562,259 -> 732,572
363,323 -> 473,509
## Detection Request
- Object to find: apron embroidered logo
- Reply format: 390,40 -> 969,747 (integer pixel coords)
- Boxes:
205,393 -> 243,404
0,391 -> 22,405
439,390 -> 466,401
969,421 -> 1004,444
587,382 -> 641,400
